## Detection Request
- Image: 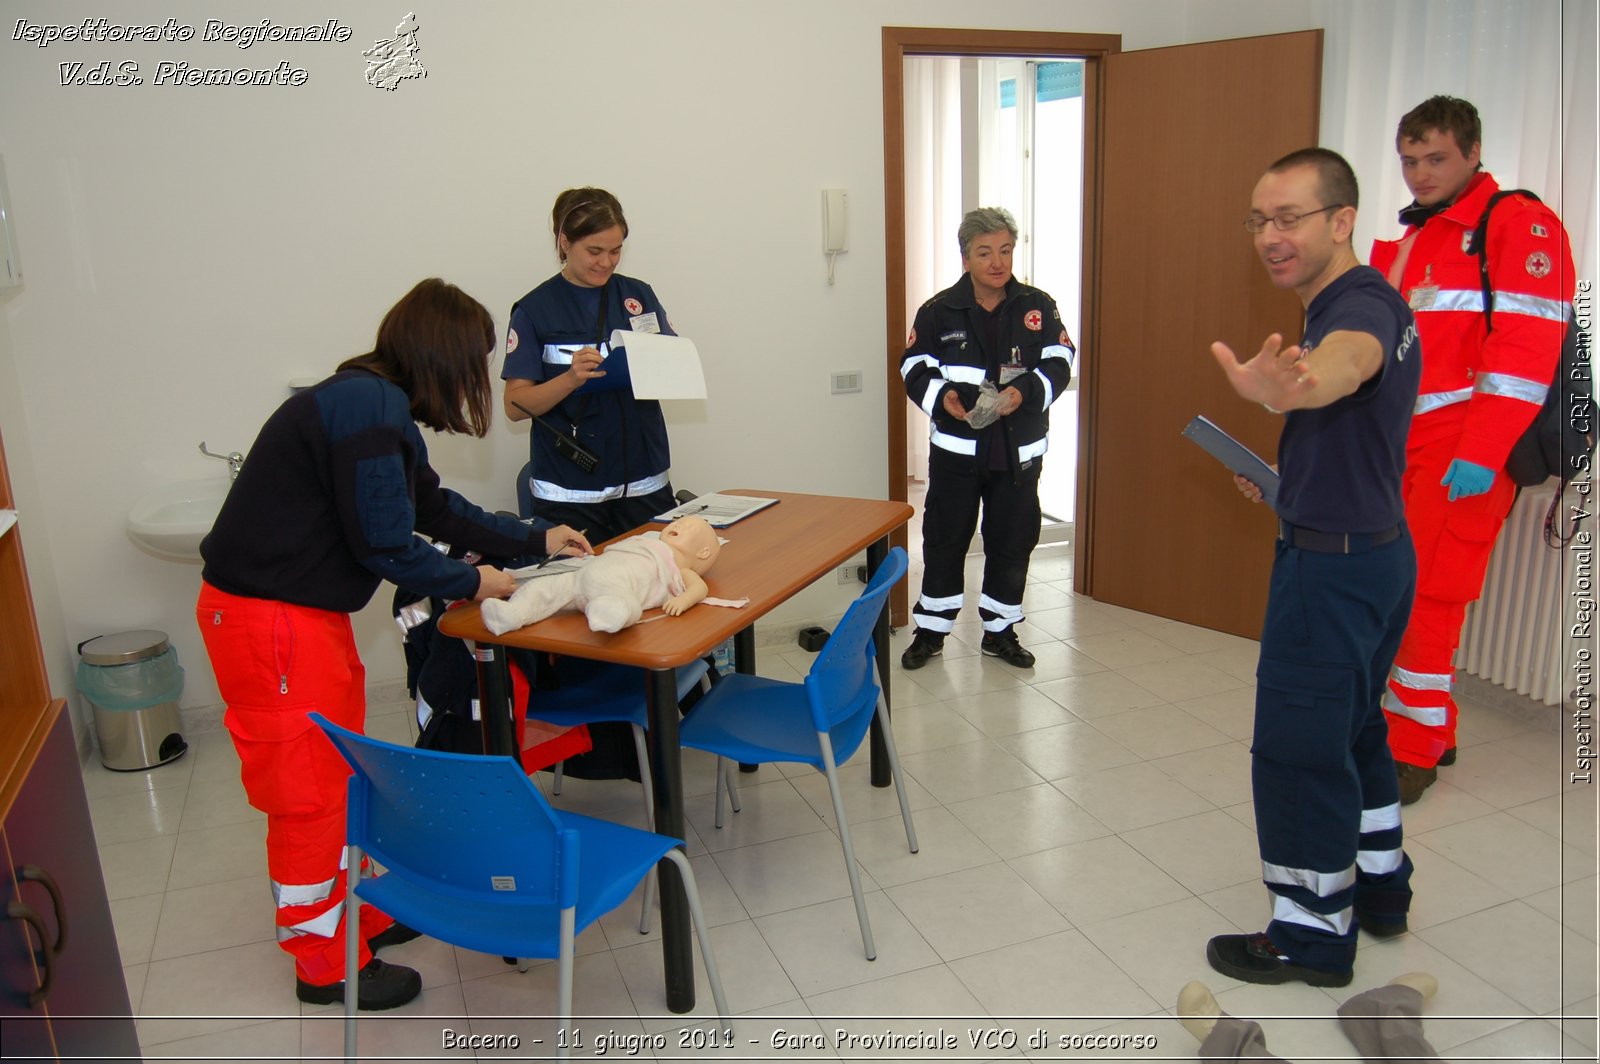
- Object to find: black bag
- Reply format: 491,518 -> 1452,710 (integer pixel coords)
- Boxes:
1470,189 -> 1593,544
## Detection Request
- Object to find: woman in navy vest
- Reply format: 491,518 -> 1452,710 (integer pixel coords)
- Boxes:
502,188 -> 677,544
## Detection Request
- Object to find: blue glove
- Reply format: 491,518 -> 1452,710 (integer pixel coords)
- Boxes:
1440,458 -> 1496,501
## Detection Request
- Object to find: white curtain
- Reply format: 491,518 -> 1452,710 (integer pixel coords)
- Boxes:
903,57 -> 965,482
1314,0 -> 1596,280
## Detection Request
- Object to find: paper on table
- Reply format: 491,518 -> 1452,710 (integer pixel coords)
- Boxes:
507,556 -> 588,582
1181,414 -> 1280,510
608,330 -> 707,400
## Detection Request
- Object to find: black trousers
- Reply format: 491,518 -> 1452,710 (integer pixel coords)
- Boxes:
912,454 -> 1042,638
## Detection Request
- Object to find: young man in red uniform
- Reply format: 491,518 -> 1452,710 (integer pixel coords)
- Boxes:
1370,97 -> 1576,802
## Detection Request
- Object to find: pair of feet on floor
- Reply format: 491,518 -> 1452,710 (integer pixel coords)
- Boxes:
1206,910 -> 1408,989
295,921 -> 424,1011
1396,744 -> 1456,805
901,629 -> 1035,670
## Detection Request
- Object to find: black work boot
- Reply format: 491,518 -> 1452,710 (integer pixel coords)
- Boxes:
980,630 -> 1035,669
1395,761 -> 1437,805
1206,932 -> 1352,988
296,957 -> 422,1010
901,632 -> 944,670
367,921 -> 422,953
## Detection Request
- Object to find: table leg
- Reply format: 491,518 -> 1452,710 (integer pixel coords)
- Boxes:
646,666 -> 695,1013
867,536 -> 892,788
734,627 -> 758,773
472,645 -> 516,757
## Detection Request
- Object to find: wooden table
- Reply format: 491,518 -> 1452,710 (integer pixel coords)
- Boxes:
439,489 -> 913,1013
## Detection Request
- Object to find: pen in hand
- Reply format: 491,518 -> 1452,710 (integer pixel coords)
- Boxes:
536,529 -> 590,568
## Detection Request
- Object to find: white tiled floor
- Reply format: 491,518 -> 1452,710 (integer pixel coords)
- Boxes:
83,542 -> 1599,1061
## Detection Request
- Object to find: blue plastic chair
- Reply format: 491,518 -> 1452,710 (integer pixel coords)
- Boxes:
310,713 -> 729,1062
530,657 -> 712,933
677,546 -> 918,960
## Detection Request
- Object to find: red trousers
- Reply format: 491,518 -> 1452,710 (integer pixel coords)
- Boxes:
1384,437 -> 1517,768
196,582 -> 394,986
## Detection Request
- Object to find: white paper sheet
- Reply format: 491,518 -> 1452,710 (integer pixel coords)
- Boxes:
608,329 -> 707,400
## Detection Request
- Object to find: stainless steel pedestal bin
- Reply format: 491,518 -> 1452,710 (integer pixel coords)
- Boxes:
77,630 -> 188,771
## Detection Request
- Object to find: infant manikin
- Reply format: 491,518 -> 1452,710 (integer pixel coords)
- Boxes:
481,516 -> 722,635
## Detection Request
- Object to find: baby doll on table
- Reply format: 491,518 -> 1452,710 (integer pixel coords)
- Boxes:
482,516 -> 733,635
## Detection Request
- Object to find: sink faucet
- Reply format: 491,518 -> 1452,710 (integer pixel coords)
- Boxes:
199,441 -> 245,480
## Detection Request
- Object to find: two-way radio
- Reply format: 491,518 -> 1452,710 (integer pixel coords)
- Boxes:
511,400 -> 599,474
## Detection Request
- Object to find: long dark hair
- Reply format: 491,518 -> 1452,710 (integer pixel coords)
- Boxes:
551,187 -> 628,261
338,278 -> 495,436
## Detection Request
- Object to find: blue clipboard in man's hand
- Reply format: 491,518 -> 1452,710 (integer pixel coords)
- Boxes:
1182,414 -> 1280,511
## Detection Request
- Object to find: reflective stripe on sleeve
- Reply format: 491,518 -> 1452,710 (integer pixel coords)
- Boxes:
543,342 -> 611,366
1476,372 -> 1550,406
1494,291 -> 1571,323
1414,387 -> 1474,415
1033,367 -> 1056,408
942,365 -> 987,385
1041,343 -> 1076,372
1017,437 -> 1048,463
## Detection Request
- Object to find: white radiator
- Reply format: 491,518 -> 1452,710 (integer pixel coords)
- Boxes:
1456,485 -> 1567,706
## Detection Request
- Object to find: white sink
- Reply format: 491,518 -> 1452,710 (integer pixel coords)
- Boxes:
127,478 -> 232,561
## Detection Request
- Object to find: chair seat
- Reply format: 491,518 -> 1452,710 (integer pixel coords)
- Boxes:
528,658 -> 710,729
358,810 -> 681,959
679,672 -> 873,769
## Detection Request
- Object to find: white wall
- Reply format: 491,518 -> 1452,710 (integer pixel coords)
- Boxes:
45,0 -> 1587,722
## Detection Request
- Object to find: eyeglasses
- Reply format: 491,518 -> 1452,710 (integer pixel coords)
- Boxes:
1243,205 -> 1345,234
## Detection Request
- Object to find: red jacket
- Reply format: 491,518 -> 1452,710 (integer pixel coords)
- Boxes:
1370,172 -> 1575,468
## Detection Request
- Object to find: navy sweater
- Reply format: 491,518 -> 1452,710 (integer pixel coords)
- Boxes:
202,369 -> 548,612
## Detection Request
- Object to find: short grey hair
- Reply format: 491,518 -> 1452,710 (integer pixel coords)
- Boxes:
958,207 -> 1018,258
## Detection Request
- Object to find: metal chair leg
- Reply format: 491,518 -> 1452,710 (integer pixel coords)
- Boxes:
556,906 -> 576,1060
632,724 -> 658,934
663,849 -> 731,1025
713,757 -> 726,829
875,692 -> 918,853
818,734 -> 876,960
552,760 -> 565,796
343,844 -> 362,1064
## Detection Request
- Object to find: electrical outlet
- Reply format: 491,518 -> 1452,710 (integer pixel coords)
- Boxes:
836,565 -> 855,584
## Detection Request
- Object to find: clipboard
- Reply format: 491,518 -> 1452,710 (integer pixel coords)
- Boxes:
654,492 -> 778,528
1182,415 -> 1280,510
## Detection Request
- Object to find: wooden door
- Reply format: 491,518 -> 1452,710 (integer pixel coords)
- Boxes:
1082,30 -> 1322,637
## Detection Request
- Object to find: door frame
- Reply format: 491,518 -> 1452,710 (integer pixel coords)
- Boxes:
882,27 -> 1121,624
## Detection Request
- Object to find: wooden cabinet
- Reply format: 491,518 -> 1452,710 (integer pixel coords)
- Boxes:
0,429 -> 140,1059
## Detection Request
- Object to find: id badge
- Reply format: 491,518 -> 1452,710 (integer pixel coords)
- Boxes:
1407,285 -> 1438,311
999,346 -> 1026,385
628,312 -> 660,334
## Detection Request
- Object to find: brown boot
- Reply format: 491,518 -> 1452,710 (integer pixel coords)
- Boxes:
1396,761 -> 1437,805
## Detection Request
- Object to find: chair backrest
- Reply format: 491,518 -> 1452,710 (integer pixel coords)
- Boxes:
310,713 -> 578,909
803,547 -> 908,742
516,461 -> 534,518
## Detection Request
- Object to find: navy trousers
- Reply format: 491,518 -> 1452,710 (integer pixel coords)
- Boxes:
912,453 -> 1042,637
1252,531 -> 1416,973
